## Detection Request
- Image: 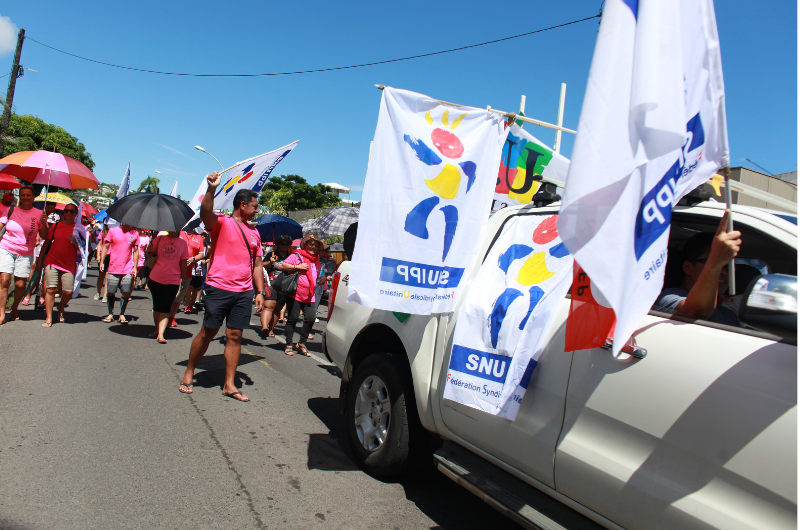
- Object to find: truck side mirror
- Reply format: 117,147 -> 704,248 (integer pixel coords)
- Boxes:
738,273 -> 797,342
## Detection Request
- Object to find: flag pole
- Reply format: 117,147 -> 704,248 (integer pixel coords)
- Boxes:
723,166 -> 736,295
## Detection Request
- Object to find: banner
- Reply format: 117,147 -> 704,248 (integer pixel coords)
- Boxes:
210,141 -> 299,211
347,87 -> 507,314
492,124 -> 570,212
564,264 -> 616,352
443,214 -> 573,419
557,0 -> 729,357
169,179 -> 179,198
72,203 -> 90,297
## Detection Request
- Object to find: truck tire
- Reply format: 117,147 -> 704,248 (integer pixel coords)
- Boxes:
345,352 -> 429,476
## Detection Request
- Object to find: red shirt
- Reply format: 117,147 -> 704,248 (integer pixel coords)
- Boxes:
206,215 -> 263,293
44,222 -> 78,273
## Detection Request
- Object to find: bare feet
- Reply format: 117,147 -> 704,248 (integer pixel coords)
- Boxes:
148,330 -> 158,338
157,338 -> 167,344
58,311 -> 65,323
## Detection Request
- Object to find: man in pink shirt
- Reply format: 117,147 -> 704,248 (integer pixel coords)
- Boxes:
99,224 -> 139,324
179,173 -> 265,402
0,186 -> 48,324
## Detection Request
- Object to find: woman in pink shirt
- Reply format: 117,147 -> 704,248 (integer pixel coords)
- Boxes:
135,232 -> 151,290
0,186 -> 48,324
279,233 -> 323,356
146,231 -> 190,343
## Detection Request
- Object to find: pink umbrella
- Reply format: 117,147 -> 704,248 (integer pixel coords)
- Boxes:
0,150 -> 99,190
0,173 -> 21,191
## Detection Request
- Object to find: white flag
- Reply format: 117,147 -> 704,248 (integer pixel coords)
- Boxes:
443,214 -> 573,419
169,179 -> 179,198
492,124 -> 570,213
347,87 -> 507,314
557,0 -> 729,357
211,142 -> 298,211
115,163 -> 131,203
72,203 -> 90,297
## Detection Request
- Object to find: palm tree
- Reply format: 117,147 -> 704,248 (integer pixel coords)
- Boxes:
135,176 -> 160,194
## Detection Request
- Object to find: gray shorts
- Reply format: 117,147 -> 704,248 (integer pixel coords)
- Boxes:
107,273 -> 133,295
0,247 -> 33,278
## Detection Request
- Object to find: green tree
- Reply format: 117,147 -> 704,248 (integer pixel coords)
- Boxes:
3,114 -> 95,170
258,175 -> 340,213
135,176 -> 160,194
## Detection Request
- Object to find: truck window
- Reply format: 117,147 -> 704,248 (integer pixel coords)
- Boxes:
652,213 -> 797,333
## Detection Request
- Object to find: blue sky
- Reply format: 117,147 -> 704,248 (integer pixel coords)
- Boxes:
1,0 -> 796,202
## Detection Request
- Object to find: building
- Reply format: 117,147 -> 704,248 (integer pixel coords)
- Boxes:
715,167 -> 796,213
322,182 -> 359,205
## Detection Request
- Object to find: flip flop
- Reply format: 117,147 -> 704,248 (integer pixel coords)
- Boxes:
102,315 -> 114,323
222,391 -> 250,402
119,316 -> 129,325
42,321 -> 52,328
179,382 -> 193,394
21,297 -> 30,306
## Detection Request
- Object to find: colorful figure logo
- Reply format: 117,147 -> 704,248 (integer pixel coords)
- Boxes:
403,110 -> 477,261
215,162 -> 257,198
488,216 -> 569,347
495,132 -> 555,205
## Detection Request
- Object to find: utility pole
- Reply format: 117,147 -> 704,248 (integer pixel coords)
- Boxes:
0,28 -> 25,156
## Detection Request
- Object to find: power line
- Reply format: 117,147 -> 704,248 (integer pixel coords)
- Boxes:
25,15 -> 600,78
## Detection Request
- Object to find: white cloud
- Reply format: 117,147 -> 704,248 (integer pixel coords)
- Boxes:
0,15 -> 18,56
153,142 -> 196,160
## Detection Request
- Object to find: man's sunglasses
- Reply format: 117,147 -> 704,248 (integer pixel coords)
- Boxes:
64,209 -> 78,214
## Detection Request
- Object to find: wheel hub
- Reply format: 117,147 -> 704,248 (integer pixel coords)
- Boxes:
354,375 -> 390,452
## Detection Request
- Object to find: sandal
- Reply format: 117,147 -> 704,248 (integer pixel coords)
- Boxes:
21,296 -> 30,306
119,316 -> 129,325
179,381 -> 193,394
284,345 -> 294,356
295,343 -> 311,357
222,391 -> 250,402
102,315 -> 114,323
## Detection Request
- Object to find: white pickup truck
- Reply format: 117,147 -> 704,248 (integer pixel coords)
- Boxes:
322,201 -> 797,530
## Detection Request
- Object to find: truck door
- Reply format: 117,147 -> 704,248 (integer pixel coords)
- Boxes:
437,210 -> 574,489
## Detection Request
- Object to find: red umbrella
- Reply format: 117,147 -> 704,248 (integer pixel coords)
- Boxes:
79,202 -> 99,216
0,173 -> 21,191
0,150 -> 99,190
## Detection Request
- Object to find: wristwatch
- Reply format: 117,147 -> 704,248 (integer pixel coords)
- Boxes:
256,291 -> 268,297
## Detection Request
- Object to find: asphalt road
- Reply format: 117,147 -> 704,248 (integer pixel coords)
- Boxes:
0,267 -> 522,530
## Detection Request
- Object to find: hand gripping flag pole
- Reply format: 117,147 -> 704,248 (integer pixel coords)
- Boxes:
723,166 -> 736,295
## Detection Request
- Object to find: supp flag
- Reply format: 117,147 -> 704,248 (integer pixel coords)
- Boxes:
557,0 -> 729,357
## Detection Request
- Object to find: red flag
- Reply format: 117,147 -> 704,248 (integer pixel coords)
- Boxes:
565,263 -> 616,351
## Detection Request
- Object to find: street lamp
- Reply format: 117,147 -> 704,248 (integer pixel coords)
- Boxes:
154,170 -> 173,192
194,145 -> 225,171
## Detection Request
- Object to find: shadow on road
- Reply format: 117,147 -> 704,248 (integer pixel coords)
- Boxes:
175,353 -> 260,390
306,397 -> 359,471
305,399 -> 523,529
107,323 -> 194,340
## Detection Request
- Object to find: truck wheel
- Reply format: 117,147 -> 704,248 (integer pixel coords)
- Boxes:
345,352 -> 428,476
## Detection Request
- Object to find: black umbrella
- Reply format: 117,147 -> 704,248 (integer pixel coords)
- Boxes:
182,216 -> 203,233
105,193 -> 195,232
